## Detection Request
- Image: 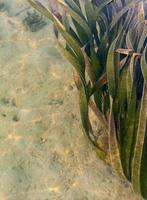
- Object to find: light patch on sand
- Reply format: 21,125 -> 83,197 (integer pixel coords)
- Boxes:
28,39 -> 38,49
20,108 -> 31,115
72,182 -> 78,187
16,31 -> 26,41
19,54 -> 29,69
16,0 -> 23,5
1,197 -> 7,200
7,133 -> 22,141
48,186 -> 60,193
0,150 -> 7,157
63,86 -> 68,91
51,113 -> 59,124
51,72 -> 61,79
65,150 -> 69,155
30,117 -> 42,124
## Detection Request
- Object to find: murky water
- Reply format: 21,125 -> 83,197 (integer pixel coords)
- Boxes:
0,1 -> 142,200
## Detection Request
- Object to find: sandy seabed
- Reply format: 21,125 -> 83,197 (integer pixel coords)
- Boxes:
0,0 -> 142,199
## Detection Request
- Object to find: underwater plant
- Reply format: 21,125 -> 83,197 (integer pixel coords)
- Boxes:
23,10 -> 47,32
28,0 -> 147,199
0,2 -> 8,12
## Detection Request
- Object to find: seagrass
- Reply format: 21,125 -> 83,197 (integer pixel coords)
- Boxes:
28,0 -> 147,199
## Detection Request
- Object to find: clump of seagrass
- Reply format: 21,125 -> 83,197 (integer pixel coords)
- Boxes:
0,2 -> 8,12
28,0 -> 147,199
23,10 -> 47,32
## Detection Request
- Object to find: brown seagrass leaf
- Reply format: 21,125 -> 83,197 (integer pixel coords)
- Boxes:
79,84 -> 101,148
115,48 -> 133,55
91,73 -> 107,95
108,96 -> 124,178
73,69 -> 82,90
73,70 -> 107,159
81,47 -> 96,84
89,100 -> 108,132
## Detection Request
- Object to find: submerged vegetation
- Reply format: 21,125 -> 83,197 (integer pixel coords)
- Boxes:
0,2 -> 8,12
23,10 -> 47,32
28,0 -> 147,199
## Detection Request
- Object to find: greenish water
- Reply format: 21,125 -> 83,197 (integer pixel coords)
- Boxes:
0,1 -> 142,200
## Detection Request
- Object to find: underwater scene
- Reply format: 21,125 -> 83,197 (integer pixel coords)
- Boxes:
0,0 -> 144,199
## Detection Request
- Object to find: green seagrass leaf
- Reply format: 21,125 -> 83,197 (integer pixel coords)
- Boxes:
91,73 -> 107,95
103,93 -> 110,116
140,121 -> 147,199
79,85 -> 97,147
72,19 -> 90,44
106,38 -> 117,99
117,67 -> 128,106
57,41 -> 85,78
90,43 -> 106,111
132,85 -> 147,195
126,54 -> 141,102
121,59 -> 137,180
72,0 -> 81,8
114,53 -> 138,180
126,64 -> 133,103
62,13 -> 70,32
94,0 -> 113,20
113,67 -> 128,145
57,0 -> 92,38
141,48 -> 147,82
28,0 -> 53,20
94,91 -> 103,112
126,31 -> 134,50
122,90 -> 136,180
73,71 -> 95,145
53,15 -> 85,66
85,1 -> 96,32
79,89 -> 107,159
137,26 -> 147,53
110,32 -> 130,117
97,35 -> 108,68
90,48 -> 101,80
81,47 -> 100,86
110,0 -> 140,30
28,0 -> 85,65
65,0 -> 84,18
96,14 -> 108,39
